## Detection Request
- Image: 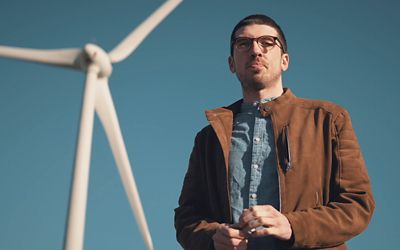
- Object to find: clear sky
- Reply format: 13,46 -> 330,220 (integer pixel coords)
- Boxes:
0,0 -> 398,249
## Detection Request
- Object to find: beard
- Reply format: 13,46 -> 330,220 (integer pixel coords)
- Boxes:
238,67 -> 282,93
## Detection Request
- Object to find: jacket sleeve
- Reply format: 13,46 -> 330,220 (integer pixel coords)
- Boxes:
174,132 -> 220,250
284,110 -> 375,248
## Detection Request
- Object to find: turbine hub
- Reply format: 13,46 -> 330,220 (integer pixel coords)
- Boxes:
81,43 -> 113,78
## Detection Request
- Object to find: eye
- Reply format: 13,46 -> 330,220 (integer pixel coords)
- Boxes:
258,37 -> 275,47
235,38 -> 251,49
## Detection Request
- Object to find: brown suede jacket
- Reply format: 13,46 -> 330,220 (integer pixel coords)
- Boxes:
174,88 -> 375,250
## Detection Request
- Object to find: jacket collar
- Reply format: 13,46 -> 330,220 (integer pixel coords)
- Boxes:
206,88 -> 295,121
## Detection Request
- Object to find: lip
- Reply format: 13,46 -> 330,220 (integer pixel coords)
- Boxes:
247,63 -> 265,69
246,60 -> 266,69
249,63 -> 263,67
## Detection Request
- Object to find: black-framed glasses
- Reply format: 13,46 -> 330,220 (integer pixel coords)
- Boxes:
232,35 -> 285,53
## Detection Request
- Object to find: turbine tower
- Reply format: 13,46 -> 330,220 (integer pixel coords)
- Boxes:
0,0 -> 183,249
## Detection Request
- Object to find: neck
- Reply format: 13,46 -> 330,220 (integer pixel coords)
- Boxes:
242,84 -> 284,103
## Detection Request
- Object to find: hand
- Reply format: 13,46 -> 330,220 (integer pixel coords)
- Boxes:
238,205 -> 292,240
212,224 -> 248,250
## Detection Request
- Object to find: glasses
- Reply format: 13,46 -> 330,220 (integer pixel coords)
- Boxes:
232,35 -> 285,53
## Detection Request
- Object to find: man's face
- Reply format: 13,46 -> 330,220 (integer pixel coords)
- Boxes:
229,24 -> 289,92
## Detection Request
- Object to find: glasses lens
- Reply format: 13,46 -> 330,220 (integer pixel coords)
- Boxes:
258,36 -> 276,49
234,38 -> 252,50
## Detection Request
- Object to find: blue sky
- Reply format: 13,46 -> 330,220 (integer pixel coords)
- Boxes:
0,0 -> 399,249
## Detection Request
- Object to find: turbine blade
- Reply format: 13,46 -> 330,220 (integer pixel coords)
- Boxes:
94,79 -> 153,250
108,0 -> 182,63
0,45 -> 82,69
64,64 -> 100,250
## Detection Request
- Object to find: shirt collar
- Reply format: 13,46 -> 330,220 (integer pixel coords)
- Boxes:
241,96 -> 278,113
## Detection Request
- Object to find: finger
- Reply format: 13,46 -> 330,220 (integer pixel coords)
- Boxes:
229,223 -> 242,230
250,226 -> 273,238
252,205 -> 280,214
250,225 -> 284,238
216,225 -> 247,240
259,217 -> 278,228
250,205 -> 279,217
226,227 -> 247,239
237,238 -> 248,250
239,211 -> 256,227
240,219 -> 263,235
242,217 -> 280,237
239,209 -> 253,222
214,239 -> 247,250
239,206 -> 280,233
254,210 -> 276,218
249,218 -> 292,241
239,221 -> 255,234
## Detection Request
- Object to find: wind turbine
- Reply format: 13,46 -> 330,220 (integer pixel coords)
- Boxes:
0,0 -> 182,249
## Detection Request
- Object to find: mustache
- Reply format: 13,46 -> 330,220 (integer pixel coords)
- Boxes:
246,58 -> 268,68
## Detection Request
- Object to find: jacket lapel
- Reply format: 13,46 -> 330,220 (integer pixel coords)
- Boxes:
205,100 -> 242,180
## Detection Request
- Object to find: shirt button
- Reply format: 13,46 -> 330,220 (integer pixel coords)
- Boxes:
250,193 -> 257,199
254,137 -> 260,143
252,164 -> 259,170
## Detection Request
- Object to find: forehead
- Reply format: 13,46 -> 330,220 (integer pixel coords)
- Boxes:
235,24 -> 278,38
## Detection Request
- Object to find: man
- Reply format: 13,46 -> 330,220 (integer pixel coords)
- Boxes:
174,14 -> 374,250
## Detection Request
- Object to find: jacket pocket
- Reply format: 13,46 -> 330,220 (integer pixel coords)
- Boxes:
315,191 -> 321,207
279,125 -> 292,172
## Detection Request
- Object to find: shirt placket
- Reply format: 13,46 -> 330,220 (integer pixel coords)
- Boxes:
249,114 -> 264,207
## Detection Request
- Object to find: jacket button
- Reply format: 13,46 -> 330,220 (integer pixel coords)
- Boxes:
250,193 -> 257,199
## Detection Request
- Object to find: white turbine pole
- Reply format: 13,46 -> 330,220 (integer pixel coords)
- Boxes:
63,64 -> 99,250
95,78 -> 153,250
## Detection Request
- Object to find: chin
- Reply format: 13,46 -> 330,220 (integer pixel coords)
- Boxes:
241,80 -> 267,92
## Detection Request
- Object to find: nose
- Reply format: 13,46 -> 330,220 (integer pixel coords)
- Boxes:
249,40 -> 263,57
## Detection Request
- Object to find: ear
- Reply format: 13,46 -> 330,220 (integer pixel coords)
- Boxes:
228,56 -> 236,73
281,53 -> 289,72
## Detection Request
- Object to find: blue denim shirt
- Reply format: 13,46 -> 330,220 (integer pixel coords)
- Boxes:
229,98 -> 280,249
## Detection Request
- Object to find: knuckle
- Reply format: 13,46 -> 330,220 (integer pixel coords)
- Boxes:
265,205 -> 274,211
263,228 -> 272,236
253,210 -> 261,217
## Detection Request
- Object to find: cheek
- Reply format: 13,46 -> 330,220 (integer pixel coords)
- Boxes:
233,53 -> 248,66
268,55 -> 283,70
232,61 -> 244,74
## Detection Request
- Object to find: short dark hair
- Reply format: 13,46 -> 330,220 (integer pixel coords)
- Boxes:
230,14 -> 287,55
